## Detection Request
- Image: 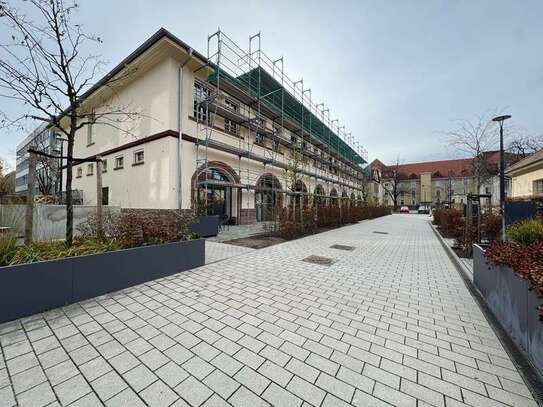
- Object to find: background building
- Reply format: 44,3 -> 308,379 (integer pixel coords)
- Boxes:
57,28 -> 368,224
15,123 -> 60,197
507,149 -> 543,198
370,153 -> 506,208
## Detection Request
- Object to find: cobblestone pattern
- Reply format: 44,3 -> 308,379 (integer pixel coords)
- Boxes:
205,242 -> 255,265
0,214 -> 537,406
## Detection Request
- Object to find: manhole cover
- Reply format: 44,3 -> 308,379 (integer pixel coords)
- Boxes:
302,255 -> 335,266
372,231 -> 389,235
330,244 -> 355,251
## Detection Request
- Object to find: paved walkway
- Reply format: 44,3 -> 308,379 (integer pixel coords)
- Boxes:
0,215 -> 537,407
204,242 -> 255,265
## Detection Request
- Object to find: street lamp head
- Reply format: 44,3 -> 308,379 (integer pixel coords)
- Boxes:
492,115 -> 512,122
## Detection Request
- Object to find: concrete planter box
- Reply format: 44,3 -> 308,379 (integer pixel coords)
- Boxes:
0,239 -> 205,323
473,244 -> 543,376
190,215 -> 220,237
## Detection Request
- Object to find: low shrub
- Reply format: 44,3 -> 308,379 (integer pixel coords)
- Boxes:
277,204 -> 390,239
507,218 -> 543,246
0,234 -> 18,266
3,238 -> 121,266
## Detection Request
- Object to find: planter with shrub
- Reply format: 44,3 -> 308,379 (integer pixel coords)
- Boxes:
473,218 -> 543,376
0,210 -> 204,323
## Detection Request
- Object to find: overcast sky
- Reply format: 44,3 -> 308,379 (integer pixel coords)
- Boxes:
1,0 -> 542,169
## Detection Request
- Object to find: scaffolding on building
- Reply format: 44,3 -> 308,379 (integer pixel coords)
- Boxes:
193,29 -> 368,230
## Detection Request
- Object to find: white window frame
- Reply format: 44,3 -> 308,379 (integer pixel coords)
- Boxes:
115,155 -> 124,169
133,149 -> 144,165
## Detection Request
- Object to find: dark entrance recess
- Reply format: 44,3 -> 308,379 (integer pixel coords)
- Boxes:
256,174 -> 282,222
197,168 -> 232,219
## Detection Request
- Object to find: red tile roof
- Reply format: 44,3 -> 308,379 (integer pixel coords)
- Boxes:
372,151 -> 502,178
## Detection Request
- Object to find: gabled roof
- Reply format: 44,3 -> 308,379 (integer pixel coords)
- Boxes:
506,148 -> 543,174
369,159 -> 387,171
374,151 -> 502,179
396,158 -> 473,178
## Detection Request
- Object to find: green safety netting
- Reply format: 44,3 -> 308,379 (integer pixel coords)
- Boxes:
209,66 -> 365,165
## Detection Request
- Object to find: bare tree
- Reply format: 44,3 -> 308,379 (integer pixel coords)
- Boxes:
0,159 -> 15,196
0,0 -> 139,245
508,133 -> 543,161
30,136 -> 57,195
373,156 -> 404,210
443,113 -> 500,191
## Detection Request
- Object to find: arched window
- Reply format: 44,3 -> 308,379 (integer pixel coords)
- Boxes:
293,180 -> 308,208
330,188 -> 338,206
314,184 -> 325,207
256,174 -> 282,222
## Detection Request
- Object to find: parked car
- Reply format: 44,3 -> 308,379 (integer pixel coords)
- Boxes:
400,206 -> 410,213
418,205 -> 430,214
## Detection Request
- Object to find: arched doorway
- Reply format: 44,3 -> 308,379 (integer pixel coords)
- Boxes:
330,188 -> 338,206
350,192 -> 356,207
256,173 -> 282,222
293,180 -> 308,208
194,166 -> 236,220
357,194 -> 363,207
314,184 -> 325,207
341,190 -> 348,207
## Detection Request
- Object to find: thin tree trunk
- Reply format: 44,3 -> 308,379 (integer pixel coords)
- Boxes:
65,128 -> 75,246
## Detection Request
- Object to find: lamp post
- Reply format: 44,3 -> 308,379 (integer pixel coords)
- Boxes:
492,114 -> 511,241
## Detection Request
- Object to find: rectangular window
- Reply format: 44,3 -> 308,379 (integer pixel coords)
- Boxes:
87,113 -> 96,146
133,150 -> 144,165
102,159 -> 107,173
87,163 -> 94,176
533,179 -> 543,194
224,119 -> 238,135
193,82 -> 210,123
102,187 -> 109,205
255,133 -> 264,145
76,167 -> 82,178
115,156 -> 124,169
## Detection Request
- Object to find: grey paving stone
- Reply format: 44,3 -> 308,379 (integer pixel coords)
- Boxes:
182,356 -> 214,380
11,365 -> 46,395
90,370 -> 127,402
44,360 -> 79,387
285,358 -> 320,383
16,382 -> 56,407
287,376 -> 326,407
229,386 -> 270,407
140,379 -> 179,407
53,374 -> 92,406
211,352 -> 243,376
155,361 -> 189,388
352,389 -> 392,407
233,366 -> 270,396
203,369 -> 240,399
174,375 -> 212,406
316,372 -> 355,403
123,364 -> 158,392
105,388 -> 146,407
78,356 -> 112,382
262,383 -> 302,407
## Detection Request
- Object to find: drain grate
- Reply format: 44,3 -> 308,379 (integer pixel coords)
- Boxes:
330,244 -> 355,251
372,231 -> 389,235
302,255 -> 336,266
